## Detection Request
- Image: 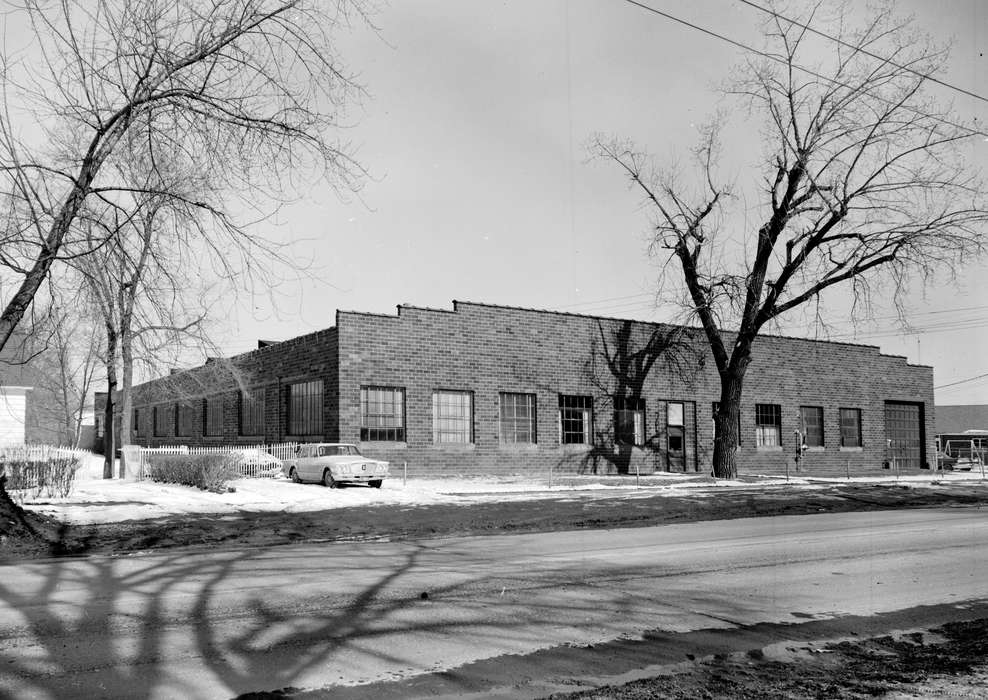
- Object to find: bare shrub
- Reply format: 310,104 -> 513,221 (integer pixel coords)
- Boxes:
144,453 -> 239,493
0,446 -> 83,504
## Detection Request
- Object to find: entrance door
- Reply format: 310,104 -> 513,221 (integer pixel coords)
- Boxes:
884,402 -> 924,470
666,401 -> 686,472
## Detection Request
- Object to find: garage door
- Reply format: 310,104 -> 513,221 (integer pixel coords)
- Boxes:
884,402 -> 925,470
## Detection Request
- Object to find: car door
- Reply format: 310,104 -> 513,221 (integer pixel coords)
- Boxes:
295,445 -> 311,481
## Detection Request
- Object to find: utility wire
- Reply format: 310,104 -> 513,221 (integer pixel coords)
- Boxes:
619,0 -> 987,138
935,372 -> 988,390
736,0 -> 988,105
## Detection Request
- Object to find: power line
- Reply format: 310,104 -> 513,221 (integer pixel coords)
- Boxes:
736,0 -> 988,105
619,0 -> 987,138
935,372 -> 988,390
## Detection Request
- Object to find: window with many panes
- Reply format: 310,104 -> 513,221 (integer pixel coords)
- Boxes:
712,402 -> 741,445
559,395 -> 593,444
204,395 -> 223,437
153,405 -> 170,437
755,403 -> 782,447
432,390 -> 473,443
287,380 -> 323,435
840,408 -> 862,447
500,392 -> 537,444
799,406 -> 824,447
175,402 -> 196,437
614,397 -> 645,446
361,386 -> 406,441
239,389 -> 265,436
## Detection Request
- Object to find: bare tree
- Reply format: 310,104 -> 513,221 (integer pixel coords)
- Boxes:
594,2 -> 987,478
0,0 -> 367,354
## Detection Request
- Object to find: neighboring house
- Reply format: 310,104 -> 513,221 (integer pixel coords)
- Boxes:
128,301 -> 935,478
0,338 -> 71,446
936,405 -> 988,435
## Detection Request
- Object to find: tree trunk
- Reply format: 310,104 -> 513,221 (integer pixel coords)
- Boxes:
712,370 -> 746,479
118,330 -> 134,479
102,327 -> 118,480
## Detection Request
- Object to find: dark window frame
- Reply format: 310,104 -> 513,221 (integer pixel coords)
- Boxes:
203,395 -> 224,437
840,407 -> 863,447
239,389 -> 265,436
500,392 -> 537,444
175,401 -> 196,437
287,380 -> 323,436
614,397 -> 645,446
559,394 -> 593,445
360,386 -> 406,442
432,389 -> 473,444
755,403 -> 782,447
153,405 -> 170,437
799,405 -> 825,447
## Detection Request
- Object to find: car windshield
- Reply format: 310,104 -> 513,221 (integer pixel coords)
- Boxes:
318,445 -> 361,457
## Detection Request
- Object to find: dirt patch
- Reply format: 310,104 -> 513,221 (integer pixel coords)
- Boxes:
549,616 -> 988,699
2,481 -> 987,562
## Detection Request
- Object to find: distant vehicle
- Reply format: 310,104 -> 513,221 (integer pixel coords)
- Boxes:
283,443 -> 389,488
937,431 -> 988,470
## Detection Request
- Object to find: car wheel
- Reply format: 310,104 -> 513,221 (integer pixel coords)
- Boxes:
290,467 -> 301,483
369,479 -> 382,489
323,470 -> 337,488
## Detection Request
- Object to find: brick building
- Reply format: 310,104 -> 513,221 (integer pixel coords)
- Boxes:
128,301 -> 935,477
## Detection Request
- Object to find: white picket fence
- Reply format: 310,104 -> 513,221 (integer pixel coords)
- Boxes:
129,442 -> 300,480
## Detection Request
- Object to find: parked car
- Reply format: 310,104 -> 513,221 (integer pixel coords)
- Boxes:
230,448 -> 283,477
282,443 -> 389,488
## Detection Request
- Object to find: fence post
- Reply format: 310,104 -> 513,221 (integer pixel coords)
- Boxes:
635,464 -> 640,489
403,461 -> 407,488
549,461 -> 553,489
845,458 -> 850,481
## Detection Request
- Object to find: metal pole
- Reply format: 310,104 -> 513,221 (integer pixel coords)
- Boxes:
635,464 -> 640,489
403,461 -> 407,488
846,458 -> 850,481
786,458 -> 790,482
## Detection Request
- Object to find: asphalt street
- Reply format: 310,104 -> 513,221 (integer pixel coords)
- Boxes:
1,507 -> 987,699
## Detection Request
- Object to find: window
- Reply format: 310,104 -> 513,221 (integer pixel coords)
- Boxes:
175,402 -> 195,437
153,405 -> 170,437
95,414 -> 105,438
204,395 -> 223,437
755,403 -> 782,447
712,402 -> 741,445
800,406 -> 824,447
433,390 -> 473,443
559,395 -> 593,444
287,380 -> 323,435
132,409 -> 140,437
667,401 -> 685,452
840,408 -> 862,447
361,386 -> 406,441
239,389 -> 265,436
614,397 -> 645,445
500,392 -> 537,444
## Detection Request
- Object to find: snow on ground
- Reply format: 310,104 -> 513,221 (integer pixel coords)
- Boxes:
17,453 -> 988,525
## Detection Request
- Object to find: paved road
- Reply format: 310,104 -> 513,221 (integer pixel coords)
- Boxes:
1,508 -> 987,699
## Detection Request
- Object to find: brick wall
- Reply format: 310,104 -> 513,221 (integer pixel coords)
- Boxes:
130,327 -> 339,446
126,301 -> 935,479
338,302 -> 934,478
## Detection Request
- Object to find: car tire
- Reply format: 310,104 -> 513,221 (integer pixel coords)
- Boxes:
369,479 -> 382,489
290,467 -> 301,483
323,470 -> 337,488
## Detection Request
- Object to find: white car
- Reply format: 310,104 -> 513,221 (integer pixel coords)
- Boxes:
283,443 -> 389,488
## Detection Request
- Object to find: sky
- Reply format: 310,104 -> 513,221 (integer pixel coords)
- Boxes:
4,1 -> 984,404
212,0 -> 987,405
